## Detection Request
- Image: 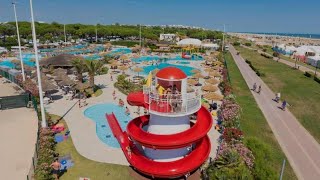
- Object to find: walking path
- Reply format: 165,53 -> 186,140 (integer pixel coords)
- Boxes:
0,108 -> 38,180
229,45 -> 320,180
47,71 -> 220,165
241,45 -> 318,76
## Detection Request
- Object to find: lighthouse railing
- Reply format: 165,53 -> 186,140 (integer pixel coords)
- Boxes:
143,86 -> 201,116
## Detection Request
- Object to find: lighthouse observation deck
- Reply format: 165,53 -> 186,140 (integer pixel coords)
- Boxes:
143,85 -> 201,117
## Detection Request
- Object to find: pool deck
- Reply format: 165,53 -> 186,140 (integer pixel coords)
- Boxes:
47,60 -> 220,165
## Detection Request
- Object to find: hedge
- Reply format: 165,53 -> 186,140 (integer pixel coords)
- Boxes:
304,71 -> 312,78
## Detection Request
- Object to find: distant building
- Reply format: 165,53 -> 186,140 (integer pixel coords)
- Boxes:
159,34 -> 179,42
0,47 -> 8,53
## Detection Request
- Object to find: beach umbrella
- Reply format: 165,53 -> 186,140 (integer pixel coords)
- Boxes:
75,82 -> 90,91
187,79 -> 198,85
151,68 -> 160,76
191,69 -> 201,74
204,68 -> 214,73
202,84 -> 219,92
53,68 -> 67,76
205,78 -> 220,85
11,59 -> 20,65
133,67 -> 143,77
57,76 -> 75,86
192,73 -> 204,79
203,92 -> 224,101
187,86 -> 195,93
208,71 -> 219,77
41,78 -> 58,92
118,65 -> 128,74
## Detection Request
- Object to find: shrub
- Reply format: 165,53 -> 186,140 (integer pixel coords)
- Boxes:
205,148 -> 253,180
233,42 -> 240,46
98,66 -> 109,75
262,49 -> 267,52
304,71 -> 312,78
114,74 -> 143,95
222,128 -> 243,143
245,59 -> 251,65
244,42 -> 252,46
314,76 -> 320,83
273,52 -> 280,57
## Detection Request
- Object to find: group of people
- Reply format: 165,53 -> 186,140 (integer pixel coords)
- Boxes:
156,84 -> 181,112
252,83 -> 262,94
252,83 -> 288,111
274,92 -> 288,111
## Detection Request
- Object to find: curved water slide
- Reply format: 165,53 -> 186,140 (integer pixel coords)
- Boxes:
106,112 -> 211,178
105,91 -> 213,178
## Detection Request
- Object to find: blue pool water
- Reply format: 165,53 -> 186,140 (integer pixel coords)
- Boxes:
178,61 -> 190,64
84,54 -> 102,60
110,48 -> 132,55
132,55 -> 203,63
84,103 -> 132,148
0,61 -> 15,68
132,56 -> 159,63
142,63 -> 196,76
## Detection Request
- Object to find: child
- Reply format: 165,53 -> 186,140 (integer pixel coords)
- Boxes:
126,146 -> 132,158
125,106 -> 130,116
112,90 -> 116,100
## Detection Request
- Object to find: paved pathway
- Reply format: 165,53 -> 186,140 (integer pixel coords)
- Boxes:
0,108 -> 38,180
229,45 -> 320,180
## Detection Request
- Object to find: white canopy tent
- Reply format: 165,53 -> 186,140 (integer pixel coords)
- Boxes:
177,38 -> 202,47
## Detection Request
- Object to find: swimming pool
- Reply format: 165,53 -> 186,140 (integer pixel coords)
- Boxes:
0,60 -> 15,68
132,56 -> 159,63
142,63 -> 196,76
83,54 -> 102,60
84,103 -> 132,148
133,55 -> 203,63
110,48 -> 132,55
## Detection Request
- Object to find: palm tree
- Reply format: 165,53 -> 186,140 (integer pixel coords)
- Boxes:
84,60 -> 104,87
71,58 -> 86,82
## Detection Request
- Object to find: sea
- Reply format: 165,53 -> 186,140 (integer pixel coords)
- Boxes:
241,32 -> 320,39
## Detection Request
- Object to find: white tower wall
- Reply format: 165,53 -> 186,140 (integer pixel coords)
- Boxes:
144,114 -> 191,161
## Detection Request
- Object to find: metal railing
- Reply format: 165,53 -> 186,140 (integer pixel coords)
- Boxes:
143,85 -> 201,116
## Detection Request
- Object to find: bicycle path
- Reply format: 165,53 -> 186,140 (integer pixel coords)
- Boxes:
229,45 -> 320,180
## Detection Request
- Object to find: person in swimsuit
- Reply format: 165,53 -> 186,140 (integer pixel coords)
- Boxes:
50,158 -> 61,180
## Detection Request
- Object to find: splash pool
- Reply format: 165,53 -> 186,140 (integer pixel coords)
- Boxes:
84,103 -> 131,148
142,63 -> 196,76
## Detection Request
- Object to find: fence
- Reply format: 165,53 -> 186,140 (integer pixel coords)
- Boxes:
0,94 -> 29,110
26,96 -> 41,180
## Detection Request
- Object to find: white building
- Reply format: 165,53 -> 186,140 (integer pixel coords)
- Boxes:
159,34 -> 179,42
0,47 -> 8,53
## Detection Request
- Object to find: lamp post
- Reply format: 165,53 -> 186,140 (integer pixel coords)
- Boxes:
12,1 -> 25,81
64,24 -> 67,43
29,0 -> 47,127
139,24 -> 142,47
95,24 -> 98,43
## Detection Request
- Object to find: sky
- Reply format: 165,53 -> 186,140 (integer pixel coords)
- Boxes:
0,0 -> 320,34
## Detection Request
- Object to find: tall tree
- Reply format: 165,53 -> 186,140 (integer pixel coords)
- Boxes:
84,60 -> 104,87
71,58 -> 86,82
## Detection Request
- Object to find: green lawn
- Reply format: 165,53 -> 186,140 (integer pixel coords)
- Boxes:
234,46 -> 320,143
225,53 -> 297,179
50,115 -> 132,180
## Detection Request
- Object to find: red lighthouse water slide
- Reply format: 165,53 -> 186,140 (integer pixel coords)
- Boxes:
106,113 -> 211,178
105,91 -> 213,178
